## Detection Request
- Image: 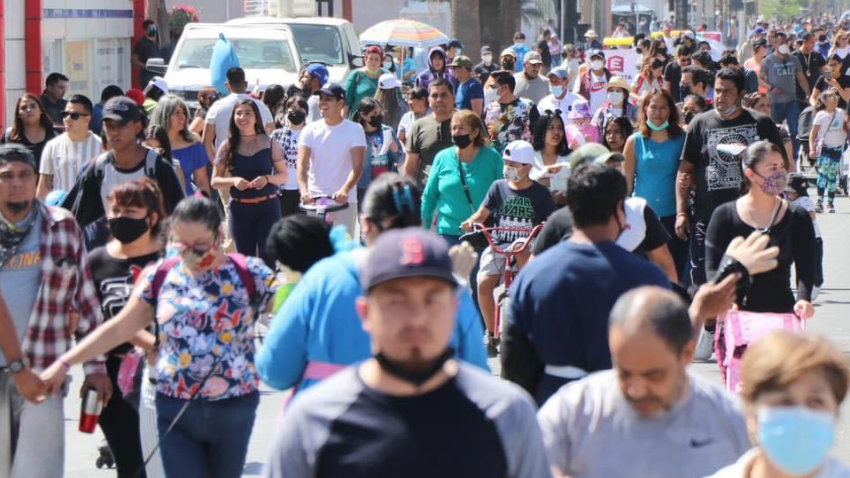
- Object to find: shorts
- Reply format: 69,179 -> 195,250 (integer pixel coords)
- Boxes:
477,246 -> 506,283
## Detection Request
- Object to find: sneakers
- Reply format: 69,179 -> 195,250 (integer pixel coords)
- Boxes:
484,333 -> 500,358
694,328 -> 715,362
815,202 -> 824,213
828,203 -> 836,213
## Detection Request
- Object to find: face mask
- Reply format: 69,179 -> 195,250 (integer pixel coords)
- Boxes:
287,110 -> 306,125
683,111 -> 695,123
147,26 -> 157,36
755,170 -> 788,196
591,60 -> 604,70
367,67 -> 382,75
383,61 -> 393,70
482,54 -> 493,64
680,84 -> 692,98
503,165 -> 526,182
180,238 -> 220,272
484,87 -> 500,104
108,216 -> 149,244
368,114 -> 384,128
647,119 -> 670,131
374,348 -> 455,387
778,44 -> 790,55
607,91 -> 624,105
758,406 -> 835,476
502,60 -> 515,70
456,49 -> 462,56
550,85 -> 564,97
716,102 -> 738,118
452,133 -> 472,149
514,42 -> 524,48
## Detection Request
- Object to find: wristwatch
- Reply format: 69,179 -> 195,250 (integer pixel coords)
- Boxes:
7,359 -> 25,374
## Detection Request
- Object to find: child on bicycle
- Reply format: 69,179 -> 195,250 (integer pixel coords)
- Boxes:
461,140 -> 556,357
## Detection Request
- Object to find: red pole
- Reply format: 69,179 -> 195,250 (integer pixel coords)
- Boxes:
24,0 -> 43,95
0,0 -> 6,130
342,0 -> 353,22
132,0 -> 148,90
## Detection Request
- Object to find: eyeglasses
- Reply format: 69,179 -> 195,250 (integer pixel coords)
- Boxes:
61,111 -> 90,120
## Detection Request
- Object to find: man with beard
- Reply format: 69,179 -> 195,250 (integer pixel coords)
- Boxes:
263,227 -> 548,478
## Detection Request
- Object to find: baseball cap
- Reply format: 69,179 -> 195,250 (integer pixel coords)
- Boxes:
143,77 -> 168,95
315,82 -> 345,100
125,88 -> 145,106
502,140 -> 536,165
752,26 -> 767,36
306,63 -> 330,85
378,73 -> 399,90
361,228 -> 458,292
567,101 -> 592,120
684,31 -> 696,40
588,49 -> 605,60
481,45 -> 493,54
568,143 -> 625,170
785,173 -> 809,196
753,38 -> 769,49
547,66 -> 569,79
102,96 -> 142,124
449,55 -> 474,69
0,143 -> 36,171
525,51 -> 544,65
500,48 -> 517,59
448,39 -> 464,49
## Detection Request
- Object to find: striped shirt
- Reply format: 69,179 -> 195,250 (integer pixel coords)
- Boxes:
39,132 -> 103,193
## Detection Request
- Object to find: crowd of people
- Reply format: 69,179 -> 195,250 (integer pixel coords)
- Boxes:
0,12 -> 847,478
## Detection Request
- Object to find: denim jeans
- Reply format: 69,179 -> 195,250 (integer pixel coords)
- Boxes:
770,100 -> 801,159
229,200 -> 281,266
155,391 -> 259,478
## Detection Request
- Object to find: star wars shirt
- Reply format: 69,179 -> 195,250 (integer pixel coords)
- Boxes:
482,180 -> 555,247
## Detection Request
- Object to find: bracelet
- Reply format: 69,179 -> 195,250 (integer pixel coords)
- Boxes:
676,212 -> 688,217
58,358 -> 71,370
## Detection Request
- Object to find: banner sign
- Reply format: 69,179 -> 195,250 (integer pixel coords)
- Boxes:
604,48 -> 640,82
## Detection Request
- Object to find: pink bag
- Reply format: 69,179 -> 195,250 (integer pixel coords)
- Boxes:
715,310 -> 805,394
117,349 -> 144,397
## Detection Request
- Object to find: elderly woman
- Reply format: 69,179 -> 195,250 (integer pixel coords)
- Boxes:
706,331 -> 850,478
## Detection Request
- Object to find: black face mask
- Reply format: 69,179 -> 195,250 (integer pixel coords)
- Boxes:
287,110 -> 306,125
501,60 -> 515,71
683,111 -> 695,124
374,348 -> 455,387
369,114 -> 384,128
452,133 -> 472,149
108,216 -> 149,244
680,84 -> 692,99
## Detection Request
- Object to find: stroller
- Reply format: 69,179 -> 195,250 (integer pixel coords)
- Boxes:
797,105 -> 816,172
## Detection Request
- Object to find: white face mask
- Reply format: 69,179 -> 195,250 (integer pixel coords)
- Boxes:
503,165 -> 525,182
607,91 -> 624,105
591,60 -> 604,71
482,54 -> 493,64
485,87 -> 500,104
778,44 -> 790,55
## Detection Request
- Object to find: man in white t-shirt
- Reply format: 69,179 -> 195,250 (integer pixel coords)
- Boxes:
537,66 -> 585,127
572,49 -> 611,113
36,94 -> 102,200
201,67 -> 275,161
297,83 -> 366,236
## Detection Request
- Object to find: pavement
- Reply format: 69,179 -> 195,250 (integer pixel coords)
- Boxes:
62,192 -> 850,476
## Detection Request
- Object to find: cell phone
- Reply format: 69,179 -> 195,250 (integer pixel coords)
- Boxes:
824,70 -> 834,79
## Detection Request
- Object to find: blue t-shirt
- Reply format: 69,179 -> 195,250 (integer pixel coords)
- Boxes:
631,133 -> 685,217
510,44 -> 531,72
171,142 -> 210,195
456,78 -> 484,112
0,208 -> 42,366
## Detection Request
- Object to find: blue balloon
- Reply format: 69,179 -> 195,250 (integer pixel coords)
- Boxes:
210,33 -> 240,96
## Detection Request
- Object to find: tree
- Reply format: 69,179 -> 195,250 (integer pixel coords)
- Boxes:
451,0 -> 481,61
760,0 -> 807,19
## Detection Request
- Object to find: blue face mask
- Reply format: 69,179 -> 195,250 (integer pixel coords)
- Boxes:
550,85 -> 564,97
647,119 -> 669,131
758,406 -> 835,476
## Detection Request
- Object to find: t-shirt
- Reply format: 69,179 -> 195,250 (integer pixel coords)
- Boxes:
205,93 -> 275,151
397,110 -> 428,144
88,247 -> 160,356
0,208 -> 42,367
665,61 -> 684,101
514,74 -> 551,104
705,449 -> 850,478
264,364 -> 552,478
537,92 -> 584,126
791,196 -> 822,238
537,370 -> 751,478
530,152 -> 570,192
761,53 -> 804,103
406,114 -> 454,185
573,71 -> 609,113
134,37 -> 159,86
793,49 -> 826,103
270,126 -> 302,190
39,132 -> 103,193
813,109 -> 847,148
483,98 -> 540,154
563,57 -> 581,91
0,128 -> 57,173
140,255 -> 276,400
171,142 -> 210,195
510,44 -> 532,72
815,75 -> 850,109
299,119 -> 367,204
681,109 -> 785,220
482,180 -> 556,246
473,62 -> 498,85
456,77 -> 485,112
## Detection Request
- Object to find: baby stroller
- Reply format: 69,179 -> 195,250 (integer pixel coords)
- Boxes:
797,105 -> 815,173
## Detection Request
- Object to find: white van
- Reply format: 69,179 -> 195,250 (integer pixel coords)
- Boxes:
226,17 -> 362,84
146,23 -> 303,110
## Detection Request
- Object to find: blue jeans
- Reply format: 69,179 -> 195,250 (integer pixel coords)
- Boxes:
229,199 -> 281,267
155,392 -> 259,478
770,100 -> 800,160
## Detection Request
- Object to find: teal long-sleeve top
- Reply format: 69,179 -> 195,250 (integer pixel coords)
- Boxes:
421,146 -> 504,236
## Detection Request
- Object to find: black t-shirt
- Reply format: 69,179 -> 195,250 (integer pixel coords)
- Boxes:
681,109 -> 785,221
793,50 -> 826,104
0,128 -> 57,172
88,247 -> 161,355
814,75 -> 850,109
474,62 -> 498,85
664,62 -> 683,102
134,37 -> 159,86
535,40 -> 552,67
286,84 -> 311,101
483,181 -> 555,246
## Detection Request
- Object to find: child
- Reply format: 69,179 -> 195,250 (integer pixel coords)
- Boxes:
785,173 -> 824,300
565,101 -> 599,149
460,140 -> 556,357
809,88 -> 848,213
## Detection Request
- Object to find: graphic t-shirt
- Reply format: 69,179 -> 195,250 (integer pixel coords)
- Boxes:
483,180 -> 555,246
140,256 -> 276,400
271,127 -> 302,190
761,53 -> 803,103
682,109 -> 785,220
0,209 -> 42,367
483,98 -> 540,154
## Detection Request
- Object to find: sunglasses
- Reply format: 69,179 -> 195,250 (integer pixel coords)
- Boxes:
61,111 -> 90,120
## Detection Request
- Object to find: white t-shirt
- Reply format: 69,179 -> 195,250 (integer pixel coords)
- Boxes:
813,109 -> 847,149
530,151 -> 570,192
537,92 -> 585,127
562,57 -> 581,91
39,132 -> 102,192
791,196 -> 822,238
704,448 -> 850,478
299,119 -> 367,203
306,95 -> 321,124
205,93 -> 274,151
573,71 -> 609,113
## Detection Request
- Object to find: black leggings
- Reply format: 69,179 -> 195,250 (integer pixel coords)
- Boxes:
99,355 -> 146,478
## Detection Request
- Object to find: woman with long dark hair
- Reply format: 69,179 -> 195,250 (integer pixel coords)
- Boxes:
261,84 -> 287,125
352,98 -> 403,208
530,109 -> 570,203
211,99 -> 288,264
152,95 -> 211,196
602,116 -> 634,154
0,94 -> 57,171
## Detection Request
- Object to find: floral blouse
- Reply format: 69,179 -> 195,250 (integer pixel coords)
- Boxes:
141,256 -> 276,400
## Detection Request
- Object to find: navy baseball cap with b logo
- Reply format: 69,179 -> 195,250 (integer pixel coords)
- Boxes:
361,228 -> 458,292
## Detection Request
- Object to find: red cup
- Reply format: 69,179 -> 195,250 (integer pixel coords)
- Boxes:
79,388 -> 102,433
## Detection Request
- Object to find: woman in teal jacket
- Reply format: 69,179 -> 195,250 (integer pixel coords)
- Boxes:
343,45 -> 387,119
421,110 -> 504,245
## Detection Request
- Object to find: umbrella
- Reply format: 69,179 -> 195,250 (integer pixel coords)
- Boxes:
359,19 -> 449,49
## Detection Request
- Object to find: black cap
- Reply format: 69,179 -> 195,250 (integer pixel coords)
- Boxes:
0,144 -> 36,171
588,49 -> 605,60
753,38 -> 769,49
102,96 -> 142,124
448,39 -> 464,49
785,173 -> 809,196
361,228 -> 458,292
481,45 -> 493,54
314,82 -> 346,101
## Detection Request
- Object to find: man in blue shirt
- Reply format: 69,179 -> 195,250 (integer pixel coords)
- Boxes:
449,55 -> 484,115
502,161 -> 670,405
509,32 -> 531,72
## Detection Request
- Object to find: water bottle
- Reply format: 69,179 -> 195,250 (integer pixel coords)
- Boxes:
79,388 -> 102,433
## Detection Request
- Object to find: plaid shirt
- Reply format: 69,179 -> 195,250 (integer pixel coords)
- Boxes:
19,202 -> 105,374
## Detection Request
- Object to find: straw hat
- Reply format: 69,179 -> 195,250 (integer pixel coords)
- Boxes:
605,76 -> 631,93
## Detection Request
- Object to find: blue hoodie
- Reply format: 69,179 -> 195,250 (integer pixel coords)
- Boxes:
415,46 -> 457,91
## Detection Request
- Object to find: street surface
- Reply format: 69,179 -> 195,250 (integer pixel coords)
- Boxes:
64,193 -> 850,476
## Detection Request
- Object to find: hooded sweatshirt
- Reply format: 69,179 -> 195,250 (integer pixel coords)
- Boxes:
416,46 -> 457,91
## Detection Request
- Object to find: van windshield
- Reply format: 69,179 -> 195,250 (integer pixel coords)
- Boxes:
174,37 -> 297,71
288,24 -> 345,65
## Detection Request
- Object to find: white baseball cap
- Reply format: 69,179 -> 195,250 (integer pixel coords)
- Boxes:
378,73 -> 399,90
502,140 -> 536,165
144,77 -> 168,95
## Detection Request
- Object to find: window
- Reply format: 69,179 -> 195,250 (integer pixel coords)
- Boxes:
288,24 -> 344,65
174,37 -> 297,72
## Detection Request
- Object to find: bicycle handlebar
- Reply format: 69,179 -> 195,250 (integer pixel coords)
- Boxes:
298,194 -> 349,213
470,223 -> 544,256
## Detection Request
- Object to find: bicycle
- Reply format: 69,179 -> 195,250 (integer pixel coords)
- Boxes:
461,223 -> 543,343
298,194 -> 350,223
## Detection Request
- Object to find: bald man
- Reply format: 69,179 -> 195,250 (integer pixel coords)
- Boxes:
537,286 -> 751,478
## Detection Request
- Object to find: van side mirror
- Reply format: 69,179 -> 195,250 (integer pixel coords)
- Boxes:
146,58 -> 168,75
350,54 -> 364,68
